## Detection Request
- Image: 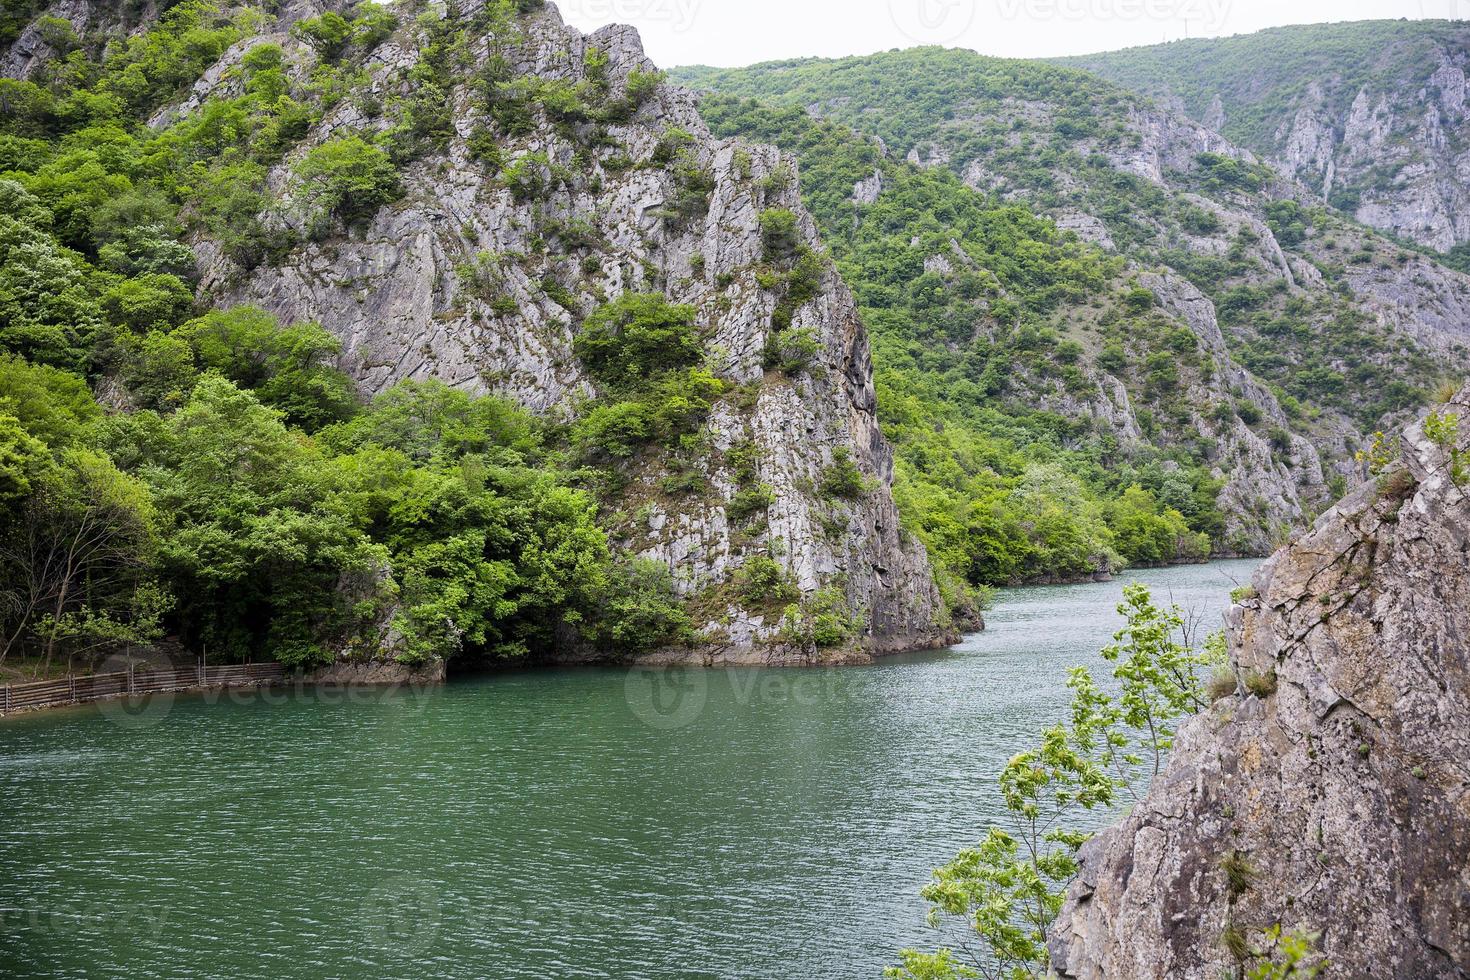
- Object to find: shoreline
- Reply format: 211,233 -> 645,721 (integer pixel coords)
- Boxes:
1,558 -> 1262,720
0,629 -> 970,720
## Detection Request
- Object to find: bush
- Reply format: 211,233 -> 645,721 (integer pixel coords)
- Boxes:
102,273 -> 194,333
736,555 -> 798,606
645,368 -> 724,443
594,558 -> 692,654
625,69 -> 662,106
760,208 -> 801,259
1243,669 -> 1277,697
1121,286 -> 1156,314
571,401 -> 650,459
727,483 -> 775,524
573,293 -> 702,392
1097,342 -> 1127,372
778,584 -> 859,648
820,447 -> 869,500
293,135 -> 401,231
764,327 -> 821,374
293,12 -> 353,60
173,307 -> 356,430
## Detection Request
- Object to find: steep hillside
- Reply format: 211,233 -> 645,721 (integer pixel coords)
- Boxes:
1049,384 -> 1470,978
1060,20 -> 1470,260
684,96 -> 1331,585
675,50 -> 1470,573
0,0 -> 953,678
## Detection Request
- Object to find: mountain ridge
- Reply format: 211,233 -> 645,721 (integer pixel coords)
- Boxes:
1058,18 -> 1470,258
0,0 -> 957,676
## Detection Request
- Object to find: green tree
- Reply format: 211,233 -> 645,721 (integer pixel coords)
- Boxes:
889,585 -> 1222,979
0,414 -> 49,508
0,449 -> 156,670
573,293 -> 703,392
171,307 -> 357,430
0,354 -> 101,447
293,135 -> 401,232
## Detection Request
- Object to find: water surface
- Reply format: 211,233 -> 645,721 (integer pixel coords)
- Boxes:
0,560 -> 1258,979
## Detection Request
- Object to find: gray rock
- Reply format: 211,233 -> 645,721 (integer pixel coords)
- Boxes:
180,3 -> 958,658
1050,384 -> 1470,979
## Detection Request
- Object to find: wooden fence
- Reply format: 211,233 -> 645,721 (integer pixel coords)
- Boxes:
0,663 -> 286,716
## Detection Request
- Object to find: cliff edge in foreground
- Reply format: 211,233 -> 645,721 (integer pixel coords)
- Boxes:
1050,385 -> 1470,977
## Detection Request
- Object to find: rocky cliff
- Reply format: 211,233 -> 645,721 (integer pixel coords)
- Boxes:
1049,385 -> 1470,978
2,0 -> 957,663
1064,20 -> 1470,256
677,49 -> 1470,556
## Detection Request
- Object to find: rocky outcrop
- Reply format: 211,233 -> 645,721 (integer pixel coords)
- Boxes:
1139,271 -> 1332,553
1070,21 -> 1470,253
1295,59 -> 1470,253
1049,385 -> 1470,978
177,2 -> 955,658
1,0 -> 95,78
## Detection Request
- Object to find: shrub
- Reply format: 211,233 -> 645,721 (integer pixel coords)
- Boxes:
645,368 -> 724,443
1121,286 -> 1156,314
573,293 -> 702,392
1179,204 -> 1222,235
1220,850 -> 1256,897
1206,666 -> 1237,702
1242,669 -> 1277,697
736,555 -> 798,606
764,327 -> 821,374
594,558 -> 692,653
293,12 -> 353,60
102,273 -> 194,332
778,584 -> 859,648
1097,342 -> 1127,372
820,447 -> 869,500
293,135 -> 401,230
173,307 -> 356,431
466,128 -> 504,173
571,401 -> 650,459
727,483 -> 774,524
759,208 -> 801,259
625,69 -> 661,106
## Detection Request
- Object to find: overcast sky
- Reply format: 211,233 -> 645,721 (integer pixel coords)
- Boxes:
555,0 -> 1464,68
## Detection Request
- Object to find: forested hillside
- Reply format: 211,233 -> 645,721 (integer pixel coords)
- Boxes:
1059,20 -> 1470,261
673,47 -> 1470,582
0,0 -> 957,679
686,97 -> 1258,590
0,1 -> 709,675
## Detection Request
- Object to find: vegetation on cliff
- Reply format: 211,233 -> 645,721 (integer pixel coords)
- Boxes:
685,91 -> 1243,590
676,48 -> 1456,433
0,0 -> 700,673
887,584 -> 1322,980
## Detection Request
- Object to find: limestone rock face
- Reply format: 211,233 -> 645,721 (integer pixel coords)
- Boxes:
1049,385 -> 1470,979
1288,58 -> 1470,253
176,2 -> 956,658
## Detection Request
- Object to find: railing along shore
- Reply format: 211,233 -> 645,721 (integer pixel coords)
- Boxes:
0,663 -> 286,716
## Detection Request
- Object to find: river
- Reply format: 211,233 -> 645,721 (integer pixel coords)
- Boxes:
0,559 -> 1259,979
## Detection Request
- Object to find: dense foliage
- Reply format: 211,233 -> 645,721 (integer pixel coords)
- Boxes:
694,94 -> 1219,592
0,0 -> 695,675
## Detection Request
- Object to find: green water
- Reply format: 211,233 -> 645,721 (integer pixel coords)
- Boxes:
0,560 -> 1258,979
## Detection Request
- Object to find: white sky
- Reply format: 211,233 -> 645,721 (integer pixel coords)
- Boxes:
555,0 -> 1463,68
